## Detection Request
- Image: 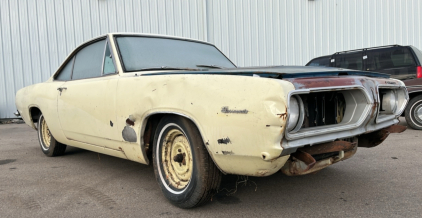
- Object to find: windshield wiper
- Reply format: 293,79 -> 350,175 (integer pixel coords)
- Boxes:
196,64 -> 226,69
138,66 -> 199,71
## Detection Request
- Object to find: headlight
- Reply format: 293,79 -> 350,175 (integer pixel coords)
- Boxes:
381,90 -> 398,114
287,96 -> 303,132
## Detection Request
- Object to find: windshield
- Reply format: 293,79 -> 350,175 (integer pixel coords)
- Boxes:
115,36 -> 236,72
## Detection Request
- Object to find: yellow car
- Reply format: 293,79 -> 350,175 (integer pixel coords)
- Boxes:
15,33 -> 408,208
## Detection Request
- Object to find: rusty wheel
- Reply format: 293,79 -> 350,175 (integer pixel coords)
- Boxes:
161,128 -> 193,190
153,116 -> 221,208
37,114 -> 67,157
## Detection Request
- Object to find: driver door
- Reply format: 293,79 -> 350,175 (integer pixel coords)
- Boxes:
57,38 -> 121,149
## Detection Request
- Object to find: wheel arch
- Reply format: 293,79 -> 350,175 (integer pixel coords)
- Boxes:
409,91 -> 422,100
28,106 -> 42,130
141,112 -> 222,172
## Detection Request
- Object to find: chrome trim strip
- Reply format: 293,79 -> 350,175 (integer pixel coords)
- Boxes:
101,41 -> 107,75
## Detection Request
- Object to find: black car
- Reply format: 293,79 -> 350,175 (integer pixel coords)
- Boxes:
306,45 -> 422,130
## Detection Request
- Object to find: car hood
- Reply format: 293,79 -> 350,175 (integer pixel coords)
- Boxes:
140,65 -> 390,79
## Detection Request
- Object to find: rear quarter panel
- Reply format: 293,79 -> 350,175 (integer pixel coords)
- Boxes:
15,80 -> 66,143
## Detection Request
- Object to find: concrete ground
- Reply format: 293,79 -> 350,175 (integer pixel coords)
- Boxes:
0,118 -> 421,218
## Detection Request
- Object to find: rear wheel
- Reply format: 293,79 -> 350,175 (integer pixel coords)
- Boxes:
37,114 -> 67,156
405,95 -> 422,130
152,116 -> 221,208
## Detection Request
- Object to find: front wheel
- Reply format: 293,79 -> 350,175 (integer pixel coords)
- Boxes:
405,95 -> 422,130
152,116 -> 221,208
37,114 -> 67,156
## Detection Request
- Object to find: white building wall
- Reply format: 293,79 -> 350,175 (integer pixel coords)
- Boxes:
1,0 -> 422,118
207,0 -> 422,67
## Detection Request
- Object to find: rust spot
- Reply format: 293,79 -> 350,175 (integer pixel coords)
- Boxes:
385,124 -> 407,133
298,140 -> 357,155
277,113 -> 287,119
358,124 -> 406,148
126,118 -> 135,126
118,147 -> 129,159
291,150 -> 316,172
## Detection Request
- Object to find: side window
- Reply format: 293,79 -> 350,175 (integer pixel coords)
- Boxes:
334,51 -> 363,70
103,42 -> 116,75
307,57 -> 330,67
72,40 -> 106,80
366,47 -> 416,72
55,57 -> 74,81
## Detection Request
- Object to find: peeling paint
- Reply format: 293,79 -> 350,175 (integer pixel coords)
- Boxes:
122,126 -> 137,142
217,137 -> 231,144
257,170 -> 269,176
221,151 -> 234,155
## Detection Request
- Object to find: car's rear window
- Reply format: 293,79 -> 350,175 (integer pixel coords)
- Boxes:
307,56 -> 330,67
366,47 -> 416,71
115,36 -> 236,72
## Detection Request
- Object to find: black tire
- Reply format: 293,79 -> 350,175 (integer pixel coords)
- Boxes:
37,114 -> 67,156
405,95 -> 422,130
152,115 -> 221,208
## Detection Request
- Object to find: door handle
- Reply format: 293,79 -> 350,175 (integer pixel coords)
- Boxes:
57,87 -> 67,95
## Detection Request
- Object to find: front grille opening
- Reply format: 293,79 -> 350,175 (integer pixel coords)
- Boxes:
299,91 -> 346,128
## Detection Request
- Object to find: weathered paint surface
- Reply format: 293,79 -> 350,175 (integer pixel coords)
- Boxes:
15,33 -> 408,177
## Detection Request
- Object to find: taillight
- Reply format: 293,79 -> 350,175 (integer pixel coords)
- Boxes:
417,66 -> 422,78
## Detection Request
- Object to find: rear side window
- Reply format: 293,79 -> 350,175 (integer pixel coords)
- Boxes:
72,40 -> 106,80
307,57 -> 330,67
334,51 -> 363,70
56,57 -> 74,81
366,47 -> 416,71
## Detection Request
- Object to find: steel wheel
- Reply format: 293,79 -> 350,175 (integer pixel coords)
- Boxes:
37,114 -> 67,156
161,128 -> 193,191
40,117 -> 52,150
153,115 -> 222,208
